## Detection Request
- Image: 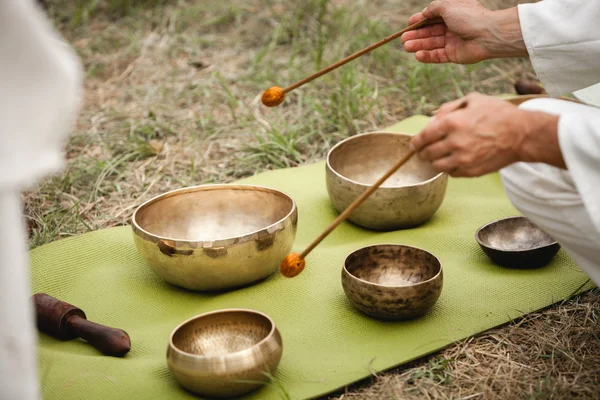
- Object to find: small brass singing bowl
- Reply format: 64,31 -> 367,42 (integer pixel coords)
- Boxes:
342,244 -> 443,320
131,184 -> 297,291
167,309 -> 283,398
326,131 -> 448,231
475,216 -> 560,269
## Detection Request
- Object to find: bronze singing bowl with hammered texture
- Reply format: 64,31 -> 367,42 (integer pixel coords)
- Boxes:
131,184 -> 297,291
342,244 -> 443,320
326,132 -> 448,231
475,216 -> 560,269
167,309 -> 283,398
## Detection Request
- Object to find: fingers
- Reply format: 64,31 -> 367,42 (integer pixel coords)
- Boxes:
402,23 -> 447,43
415,49 -> 450,63
422,1 -> 449,19
418,138 -> 453,162
431,155 -> 458,174
403,35 -> 445,53
407,12 -> 425,25
436,97 -> 469,118
410,116 -> 447,152
401,25 -> 447,52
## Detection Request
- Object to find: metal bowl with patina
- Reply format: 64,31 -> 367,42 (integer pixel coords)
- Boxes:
167,308 -> 283,398
131,184 -> 297,291
475,216 -> 560,269
326,131 -> 448,231
342,244 -> 443,320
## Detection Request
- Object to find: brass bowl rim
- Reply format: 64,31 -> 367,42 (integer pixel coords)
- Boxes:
168,308 -> 278,360
326,131 -> 446,188
131,184 -> 297,247
343,243 -> 443,288
474,216 -> 559,253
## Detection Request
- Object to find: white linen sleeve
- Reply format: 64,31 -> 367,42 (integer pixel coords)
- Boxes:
517,0 -> 600,97
0,0 -> 83,190
558,112 -> 600,233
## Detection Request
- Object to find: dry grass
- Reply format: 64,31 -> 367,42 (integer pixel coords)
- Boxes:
30,0 -> 600,398
326,289 -> 600,400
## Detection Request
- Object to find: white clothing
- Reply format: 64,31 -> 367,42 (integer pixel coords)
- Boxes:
0,1 -> 83,399
501,99 -> 600,286
573,83 -> 600,108
518,0 -> 600,236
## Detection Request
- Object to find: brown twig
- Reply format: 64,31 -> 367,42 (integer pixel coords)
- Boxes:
281,17 -> 444,95
299,100 -> 466,260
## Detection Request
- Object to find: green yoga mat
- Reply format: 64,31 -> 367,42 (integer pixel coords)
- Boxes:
31,116 -> 592,400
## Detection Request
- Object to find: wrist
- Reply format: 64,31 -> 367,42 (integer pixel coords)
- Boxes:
517,110 -> 565,168
482,8 -> 527,59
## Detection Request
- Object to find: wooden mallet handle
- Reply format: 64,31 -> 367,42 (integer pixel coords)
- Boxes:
67,315 -> 131,357
299,100 -> 467,260
283,17 -> 444,94
299,149 -> 415,259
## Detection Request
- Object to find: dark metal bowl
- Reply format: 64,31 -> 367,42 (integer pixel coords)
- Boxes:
475,216 -> 560,269
342,244 -> 443,320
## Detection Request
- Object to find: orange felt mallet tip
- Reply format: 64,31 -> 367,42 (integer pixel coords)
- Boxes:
261,86 -> 285,107
279,253 -> 306,278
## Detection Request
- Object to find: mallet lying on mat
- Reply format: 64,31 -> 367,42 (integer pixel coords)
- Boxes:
279,100 -> 468,278
32,293 -> 131,357
261,17 -> 443,107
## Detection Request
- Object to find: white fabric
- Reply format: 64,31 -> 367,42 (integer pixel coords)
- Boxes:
501,99 -> 600,286
0,1 -> 82,190
517,1 -> 600,235
517,0 -> 600,98
0,1 -> 83,399
573,83 -> 600,108
0,191 -> 40,400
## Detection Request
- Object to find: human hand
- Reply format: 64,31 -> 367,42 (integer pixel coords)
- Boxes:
409,93 -> 563,177
401,0 -> 526,64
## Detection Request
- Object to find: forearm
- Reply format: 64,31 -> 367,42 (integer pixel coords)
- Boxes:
482,7 -> 527,59
517,110 -> 565,168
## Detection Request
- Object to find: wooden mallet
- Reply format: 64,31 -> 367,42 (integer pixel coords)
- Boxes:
32,293 -> 131,357
280,100 -> 468,277
261,17 -> 443,107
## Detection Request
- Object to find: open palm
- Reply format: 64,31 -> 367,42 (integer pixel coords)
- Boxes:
401,0 -> 493,64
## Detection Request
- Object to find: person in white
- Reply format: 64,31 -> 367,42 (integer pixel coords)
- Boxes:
2,0 -> 599,398
402,0 -> 600,285
0,0 -> 83,399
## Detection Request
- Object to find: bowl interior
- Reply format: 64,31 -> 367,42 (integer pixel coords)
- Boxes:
172,310 -> 273,357
134,186 -> 293,241
477,217 -> 556,252
328,133 -> 439,187
345,245 -> 441,286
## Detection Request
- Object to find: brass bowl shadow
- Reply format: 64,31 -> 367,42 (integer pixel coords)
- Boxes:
475,216 -> 561,269
342,244 -> 443,320
167,309 -> 283,398
132,184 -> 297,291
326,131 -> 448,231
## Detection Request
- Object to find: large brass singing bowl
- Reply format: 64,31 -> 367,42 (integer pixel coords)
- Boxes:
167,309 -> 283,398
131,184 -> 297,291
342,244 -> 443,320
326,131 -> 448,231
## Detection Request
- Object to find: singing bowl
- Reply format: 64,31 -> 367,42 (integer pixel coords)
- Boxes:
131,184 -> 297,291
342,244 -> 443,320
167,309 -> 283,398
326,131 -> 448,231
475,216 -> 560,269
